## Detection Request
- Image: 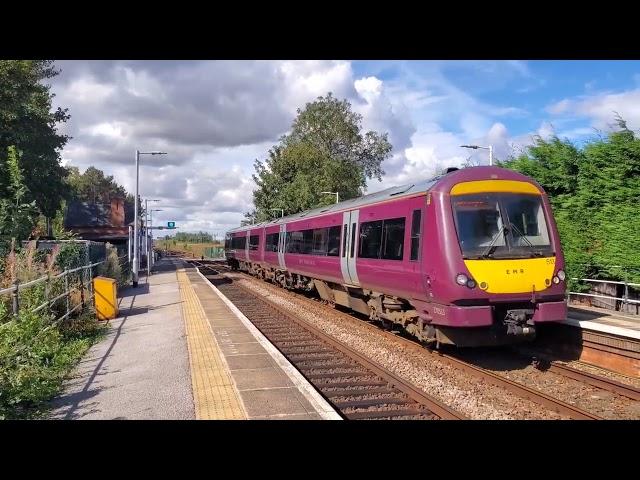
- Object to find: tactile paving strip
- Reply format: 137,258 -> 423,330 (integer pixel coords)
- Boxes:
177,269 -> 246,420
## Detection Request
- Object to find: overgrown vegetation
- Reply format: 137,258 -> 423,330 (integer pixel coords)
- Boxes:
0,242 -> 106,419
98,243 -> 129,286
501,117 -> 640,288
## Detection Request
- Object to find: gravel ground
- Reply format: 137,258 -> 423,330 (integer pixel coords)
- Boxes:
554,359 -> 640,389
226,273 -> 567,420
458,349 -> 640,420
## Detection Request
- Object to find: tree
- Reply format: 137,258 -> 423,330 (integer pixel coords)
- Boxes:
502,117 -> 640,284
0,61 -> 70,219
66,166 -> 129,203
0,147 -> 39,242
250,93 -> 392,222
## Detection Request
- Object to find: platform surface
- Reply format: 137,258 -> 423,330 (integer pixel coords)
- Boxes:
49,258 -> 338,420
565,305 -> 640,340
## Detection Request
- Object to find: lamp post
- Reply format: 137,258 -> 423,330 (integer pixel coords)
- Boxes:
321,191 -> 339,204
133,150 -> 166,287
460,144 -> 493,166
270,209 -> 284,218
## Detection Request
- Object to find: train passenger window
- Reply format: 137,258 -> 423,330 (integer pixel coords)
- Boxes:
312,228 -> 328,255
265,232 -> 279,252
327,225 -> 341,256
410,209 -> 422,261
301,229 -> 314,254
285,231 -> 302,253
358,217 -> 406,261
382,218 -> 405,260
249,235 -> 260,250
342,224 -> 347,257
359,221 -> 383,259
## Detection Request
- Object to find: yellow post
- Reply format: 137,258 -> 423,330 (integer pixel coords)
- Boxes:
93,276 -> 118,320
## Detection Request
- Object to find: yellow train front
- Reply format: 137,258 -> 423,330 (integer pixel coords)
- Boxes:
419,167 -> 567,347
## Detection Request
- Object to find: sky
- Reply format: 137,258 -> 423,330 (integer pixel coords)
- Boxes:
48,60 -> 640,238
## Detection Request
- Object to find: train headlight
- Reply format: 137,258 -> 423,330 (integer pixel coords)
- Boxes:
456,274 -> 469,286
552,276 -> 560,284
479,281 -> 488,290
557,269 -> 566,281
466,279 -> 476,289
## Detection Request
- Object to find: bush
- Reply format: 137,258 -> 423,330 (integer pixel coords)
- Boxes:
0,308 -> 105,419
97,243 -> 128,286
0,241 -> 106,419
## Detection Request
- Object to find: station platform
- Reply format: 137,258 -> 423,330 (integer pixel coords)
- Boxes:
49,258 -> 339,420
565,305 -> 640,340
536,305 -> 640,377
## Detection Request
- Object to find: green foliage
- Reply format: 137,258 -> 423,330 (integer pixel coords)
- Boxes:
250,93 -> 393,222
0,242 -> 105,419
502,118 -> 640,286
169,231 -> 214,243
0,146 -> 39,243
97,244 -> 128,286
0,60 -> 69,219
66,166 -> 133,206
0,309 -> 104,419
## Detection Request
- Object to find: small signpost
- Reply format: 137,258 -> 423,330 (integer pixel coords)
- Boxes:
150,222 -> 177,230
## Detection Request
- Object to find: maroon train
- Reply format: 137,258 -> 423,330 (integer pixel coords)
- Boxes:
225,166 -> 568,347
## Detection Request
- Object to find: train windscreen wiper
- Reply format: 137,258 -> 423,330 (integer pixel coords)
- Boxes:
508,223 -> 544,257
480,224 -> 508,259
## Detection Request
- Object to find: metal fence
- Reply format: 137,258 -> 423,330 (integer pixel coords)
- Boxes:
0,253 -> 130,329
568,277 -> 640,318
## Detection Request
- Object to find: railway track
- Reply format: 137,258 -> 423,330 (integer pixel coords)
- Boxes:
529,357 -> 640,402
189,259 -> 640,419
196,264 -> 464,420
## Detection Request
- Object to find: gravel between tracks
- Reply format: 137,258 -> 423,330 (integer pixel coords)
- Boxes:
459,350 -> 640,419
227,273 -> 567,420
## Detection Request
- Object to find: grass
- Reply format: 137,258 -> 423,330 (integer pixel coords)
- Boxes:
155,240 -> 223,259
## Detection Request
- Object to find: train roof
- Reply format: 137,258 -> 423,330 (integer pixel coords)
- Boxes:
227,176 -> 443,234
227,166 -> 538,234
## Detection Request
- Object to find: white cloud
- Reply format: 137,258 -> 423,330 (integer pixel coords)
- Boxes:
51,60 -> 547,237
547,89 -> 640,130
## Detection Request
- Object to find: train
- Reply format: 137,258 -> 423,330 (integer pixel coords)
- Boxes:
224,166 -> 567,347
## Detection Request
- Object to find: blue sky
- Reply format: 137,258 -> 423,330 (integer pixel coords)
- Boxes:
50,60 -> 640,235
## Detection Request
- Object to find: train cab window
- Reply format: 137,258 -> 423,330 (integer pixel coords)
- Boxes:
225,235 -> 231,250
231,236 -> 246,250
382,218 -> 405,260
265,232 -> 279,252
359,221 -> 383,259
410,209 -> 422,261
327,225 -> 341,256
249,235 -> 260,250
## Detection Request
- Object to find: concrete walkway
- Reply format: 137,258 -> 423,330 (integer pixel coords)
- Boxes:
49,260 -> 195,420
49,257 -> 338,420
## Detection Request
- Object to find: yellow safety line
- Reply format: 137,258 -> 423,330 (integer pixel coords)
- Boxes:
177,268 -> 246,420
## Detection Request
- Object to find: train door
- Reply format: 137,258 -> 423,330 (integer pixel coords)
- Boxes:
245,230 -> 250,262
277,223 -> 286,270
340,210 -> 360,286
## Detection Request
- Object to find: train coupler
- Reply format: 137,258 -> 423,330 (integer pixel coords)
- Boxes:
503,309 -> 535,336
